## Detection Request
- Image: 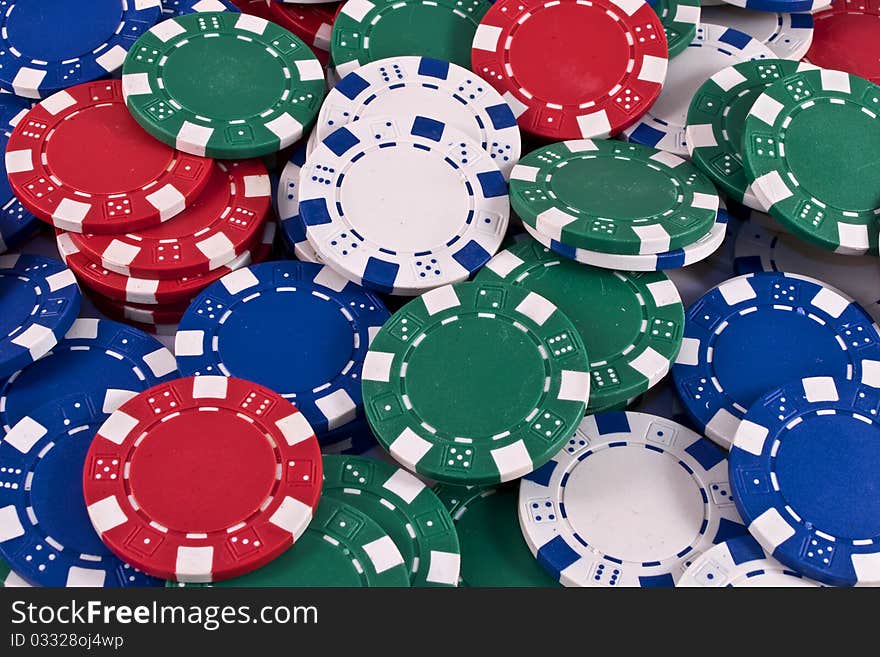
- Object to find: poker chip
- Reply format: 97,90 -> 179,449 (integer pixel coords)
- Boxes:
677,535 -> 821,587
317,415 -> 379,455
734,223 -> 880,321
519,412 -> 745,587
277,143 -> 321,264
510,140 -> 719,256
362,282 -> 591,485
742,68 -> 880,256
5,80 -> 214,235
0,94 -> 37,253
0,318 -> 178,432
0,557 -> 29,588
69,160 -> 272,280
647,0 -> 700,58
672,272 -> 880,449
83,376 -> 323,583
477,240 -> 684,412
185,496 -> 411,587
122,12 -> 326,159
0,0 -> 162,99
0,254 -> 81,379
322,455 -> 461,586
88,294 -> 189,327
433,484 -> 560,587
699,6 -> 814,60
268,2 -> 339,52
806,0 -> 880,85
161,0 -> 240,16
316,56 -> 521,180
0,393 -> 163,587
623,24 -> 774,156
332,0 -> 492,78
175,260 -> 391,434
299,115 -> 509,295
520,202 -> 729,272
730,376 -> 880,587
721,0 -> 830,15
686,59 -> 815,211
471,0 -> 668,141
57,220 -> 276,306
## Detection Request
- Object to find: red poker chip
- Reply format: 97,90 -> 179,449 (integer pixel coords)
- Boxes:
5,80 -> 213,235
82,376 -> 323,582
69,160 -> 271,280
88,292 -> 189,327
470,0 -> 668,140
805,0 -> 880,85
268,2 -> 340,51
57,221 -> 276,306
229,0 -> 273,18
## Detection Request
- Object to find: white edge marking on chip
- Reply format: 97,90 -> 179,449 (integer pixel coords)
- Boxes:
235,12 -> 268,35
66,317 -> 99,339
314,264 -> 349,292
748,94 -> 784,127
197,232 -> 235,269
221,266 -> 260,295
752,170 -> 793,207
4,416 -> 48,454
491,440 -> 533,481
628,347 -> 669,386
41,90 -> 77,116
95,45 -> 126,74
269,496 -> 313,537
472,23 -> 503,51
686,124 -> 718,150
486,250 -> 523,279
422,285 -> 460,315
147,184 -> 186,221
821,69 -> 851,94
98,411 -> 140,446
802,376 -> 839,403
558,370 -> 591,403
650,150 -> 684,169
363,535 -> 405,573
275,410 -> 316,445
0,505 -> 25,543
103,389 -> 137,414
536,207 -> 577,241
426,551 -> 461,586
342,0 -> 375,21
564,139 -> 599,153
674,3 -> 700,24
691,192 -> 720,212
362,351 -> 394,382
53,198 -> 91,232
719,276 -> 758,306
390,428 -> 433,469
5,149 -> 34,175
733,419 -> 769,456
11,69 -> 45,100
638,55 -> 667,84
103,240 -> 140,268
175,546 -> 214,583
711,66 -> 748,92
142,347 -> 177,377
675,337 -> 700,366
192,375 -> 228,399
383,469 -> 425,504
706,407 -> 740,448
836,223 -> 870,255
646,279 -> 681,307
860,360 -> 880,388
852,552 -> 880,585
750,508 -> 796,550
121,72 -> 153,98
86,496 -> 129,534
516,291 -> 555,326
265,113 -> 303,150
296,59 -> 325,82
577,111 -> 611,139
632,224 -> 670,254
609,0 -> 643,15
174,330 -> 207,357
11,324 -> 55,361
315,389 -> 357,430
509,164 -> 539,183
811,286 -> 849,319
244,173 -> 271,198
66,567 -> 107,587
177,121 -> 213,157
502,91 -> 528,118
150,17 -> 187,42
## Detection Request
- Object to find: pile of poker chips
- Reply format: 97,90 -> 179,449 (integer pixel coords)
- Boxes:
0,0 -> 877,590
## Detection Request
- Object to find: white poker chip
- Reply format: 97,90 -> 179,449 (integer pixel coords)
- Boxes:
518,412 -> 745,587
699,5 -> 814,61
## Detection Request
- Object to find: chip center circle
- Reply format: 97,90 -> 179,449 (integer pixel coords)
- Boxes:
775,414 -> 880,540
7,0 -> 123,62
782,101 -> 880,213
506,4 -> 636,106
44,100 -> 176,195
341,144 -> 469,253
404,314 -> 544,437
129,411 -> 279,533
563,445 -> 705,563
162,35 -> 287,121
552,156 -> 677,222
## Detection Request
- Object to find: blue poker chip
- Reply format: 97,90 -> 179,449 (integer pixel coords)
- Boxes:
730,376 -> 880,587
318,414 -> 379,455
277,142 -> 320,263
0,0 -> 163,99
175,260 -> 391,433
672,272 -> 880,450
0,255 -> 81,380
160,0 -> 239,17
0,94 -> 37,252
0,318 -> 178,431
0,392 -> 163,587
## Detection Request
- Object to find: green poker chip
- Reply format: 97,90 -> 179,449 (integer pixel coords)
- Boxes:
433,484 -> 560,588
171,497 -> 411,587
122,12 -> 326,158
331,0 -> 492,78
362,281 -> 591,486
743,67 -> 880,255
322,455 -> 461,587
687,59 -> 813,210
476,239 -> 684,413
648,0 -> 700,58
509,140 -> 719,256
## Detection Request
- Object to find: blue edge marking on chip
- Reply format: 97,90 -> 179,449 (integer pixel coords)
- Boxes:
523,411 -> 745,587
0,391 -> 163,587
